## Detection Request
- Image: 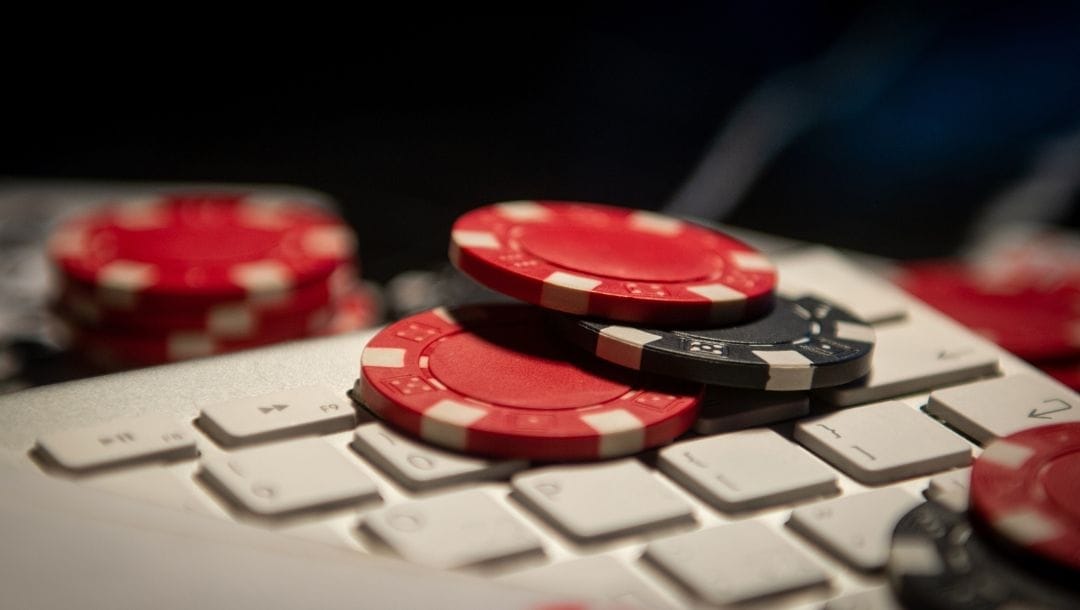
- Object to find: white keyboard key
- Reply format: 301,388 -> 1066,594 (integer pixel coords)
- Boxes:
926,374 -> 1080,443
788,488 -> 921,571
352,423 -> 526,491
82,467 -> 219,517
644,520 -> 827,605
36,415 -> 196,472
924,467 -> 971,512
816,320 -> 999,406
659,429 -> 837,512
694,387 -> 809,434
362,490 -> 542,569
795,401 -> 971,484
199,386 -> 355,446
511,460 -> 694,542
200,437 -> 378,516
823,586 -> 901,610
777,247 -> 908,324
498,556 -> 677,610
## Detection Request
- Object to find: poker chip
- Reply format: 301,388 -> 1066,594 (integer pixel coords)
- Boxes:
449,201 -> 776,326
1041,359 -> 1080,391
357,304 -> 703,461
969,422 -> 1080,573
56,263 -> 358,338
888,500 -> 1078,610
49,193 -> 356,308
318,282 -> 384,335
896,261 -> 1080,361
552,295 -> 875,391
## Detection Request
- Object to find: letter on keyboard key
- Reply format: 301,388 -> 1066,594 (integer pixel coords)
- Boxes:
362,490 -> 542,569
659,429 -> 837,512
644,521 -> 827,605
198,386 -> 356,446
787,488 -> 921,571
497,556 -> 678,610
511,460 -> 694,542
815,320 -> 999,407
352,423 -> 526,491
926,374 -> 1080,443
36,415 -> 196,472
795,401 -> 971,484
200,437 -> 378,516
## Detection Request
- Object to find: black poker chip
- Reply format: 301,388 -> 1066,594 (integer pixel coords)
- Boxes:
551,295 -> 875,390
887,501 -> 1079,610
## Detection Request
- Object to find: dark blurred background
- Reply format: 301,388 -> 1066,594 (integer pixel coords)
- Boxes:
5,4 -> 1080,282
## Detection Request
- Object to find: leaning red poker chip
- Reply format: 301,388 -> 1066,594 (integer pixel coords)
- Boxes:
449,201 -> 777,326
970,422 -> 1080,572
49,193 -> 357,308
358,304 -> 703,461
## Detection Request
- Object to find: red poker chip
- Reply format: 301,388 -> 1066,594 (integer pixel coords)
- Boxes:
1041,359 -> 1080,391
970,422 -> 1080,572
49,193 -> 357,308
57,264 -> 357,339
896,261 -> 1079,361
358,304 -> 703,461
317,282 -> 384,335
449,201 -> 777,326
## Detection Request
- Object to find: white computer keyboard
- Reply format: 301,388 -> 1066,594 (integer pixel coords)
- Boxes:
2,245 -> 1076,610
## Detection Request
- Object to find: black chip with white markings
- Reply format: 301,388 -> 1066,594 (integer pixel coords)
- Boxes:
887,501 -> 1079,610
552,295 -> 875,391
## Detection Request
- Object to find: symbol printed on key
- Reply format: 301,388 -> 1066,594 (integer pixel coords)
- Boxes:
257,404 -> 289,414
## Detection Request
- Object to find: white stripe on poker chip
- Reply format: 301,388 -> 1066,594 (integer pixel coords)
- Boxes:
302,225 -> 355,258
980,439 -> 1035,469
752,350 -> 815,391
834,321 -> 876,344
421,400 -> 488,450
111,195 -> 168,227
687,282 -> 747,303
730,251 -> 775,272
98,260 -> 158,292
628,211 -> 682,236
231,260 -> 293,293
237,203 -> 291,229
361,347 -> 406,368
596,326 -> 664,370
208,305 -> 255,337
541,272 -> 601,314
167,333 -> 214,360
432,307 -> 456,324
889,536 -> 944,576
581,409 -> 644,457
494,200 -> 550,221
451,230 -> 501,249
994,508 -> 1064,545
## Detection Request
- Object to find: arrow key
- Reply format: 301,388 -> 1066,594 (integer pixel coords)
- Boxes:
199,386 -> 356,447
926,374 -> 1080,443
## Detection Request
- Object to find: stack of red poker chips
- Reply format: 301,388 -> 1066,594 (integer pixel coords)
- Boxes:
47,192 -> 381,369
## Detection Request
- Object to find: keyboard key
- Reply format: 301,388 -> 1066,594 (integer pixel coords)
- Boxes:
788,488 -> 921,571
199,386 -> 355,447
352,423 -> 526,491
659,429 -> 837,512
82,467 -> 220,517
497,556 -> 677,610
36,415 -> 196,472
693,387 -> 809,434
816,320 -> 999,407
644,520 -> 827,605
511,460 -> 694,542
795,401 -> 971,484
362,490 -> 542,569
777,247 -> 908,324
200,437 -> 378,516
924,467 -> 970,513
926,374 -> 1080,443
823,586 -> 901,610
